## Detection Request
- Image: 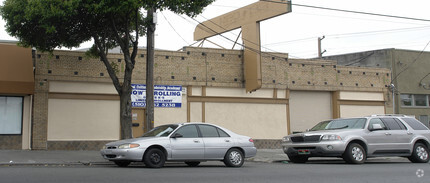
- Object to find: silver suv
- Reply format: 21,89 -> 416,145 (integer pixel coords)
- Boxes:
282,115 -> 430,164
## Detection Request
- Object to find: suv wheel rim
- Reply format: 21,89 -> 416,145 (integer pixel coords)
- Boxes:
352,147 -> 364,161
229,151 -> 242,165
416,146 -> 428,160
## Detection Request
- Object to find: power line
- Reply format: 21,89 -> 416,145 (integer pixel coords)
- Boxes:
197,14 -> 306,58
264,25 -> 430,47
160,12 -> 189,45
391,40 -> 430,83
189,15 -> 304,59
261,0 -> 430,22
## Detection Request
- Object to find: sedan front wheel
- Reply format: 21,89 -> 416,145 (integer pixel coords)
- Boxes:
144,148 -> 166,168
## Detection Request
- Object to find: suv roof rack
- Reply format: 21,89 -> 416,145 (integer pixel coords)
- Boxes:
369,114 -> 415,117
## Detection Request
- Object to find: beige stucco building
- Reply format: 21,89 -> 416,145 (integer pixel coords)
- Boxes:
0,42 -> 34,150
20,46 -> 390,150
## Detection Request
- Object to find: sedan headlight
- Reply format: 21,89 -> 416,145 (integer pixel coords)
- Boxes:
282,137 -> 291,142
118,143 -> 140,149
321,134 -> 342,141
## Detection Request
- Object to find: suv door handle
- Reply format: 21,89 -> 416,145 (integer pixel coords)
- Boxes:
224,139 -> 230,142
193,139 -> 200,143
385,133 -> 391,136
407,132 -> 413,135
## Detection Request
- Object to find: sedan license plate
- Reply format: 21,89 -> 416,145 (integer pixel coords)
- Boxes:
298,149 -> 310,155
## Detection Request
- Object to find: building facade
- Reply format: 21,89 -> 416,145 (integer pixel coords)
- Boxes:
18,47 -> 389,150
0,42 -> 34,150
324,49 -> 430,127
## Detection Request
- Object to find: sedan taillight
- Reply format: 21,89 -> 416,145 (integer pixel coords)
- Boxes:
249,138 -> 254,143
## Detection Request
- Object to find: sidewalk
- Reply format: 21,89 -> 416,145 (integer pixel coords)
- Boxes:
0,149 -> 289,166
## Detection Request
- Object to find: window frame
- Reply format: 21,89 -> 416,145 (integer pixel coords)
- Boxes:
172,124 -> 200,138
0,96 -> 24,135
400,94 -> 430,108
197,124 -> 220,138
380,118 -> 407,130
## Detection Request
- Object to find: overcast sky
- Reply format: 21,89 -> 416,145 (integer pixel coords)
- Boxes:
1,0 -> 430,58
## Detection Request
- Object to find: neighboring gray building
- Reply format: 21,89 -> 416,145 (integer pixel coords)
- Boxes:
324,49 -> 430,126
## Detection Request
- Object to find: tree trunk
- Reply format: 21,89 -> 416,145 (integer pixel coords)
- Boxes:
119,88 -> 133,139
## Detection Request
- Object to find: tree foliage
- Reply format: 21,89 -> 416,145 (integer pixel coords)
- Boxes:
1,0 -> 214,139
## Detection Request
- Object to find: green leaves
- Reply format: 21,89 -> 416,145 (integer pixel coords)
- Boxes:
0,0 -> 214,52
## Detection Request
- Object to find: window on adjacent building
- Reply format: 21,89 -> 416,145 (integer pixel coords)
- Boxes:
415,94 -> 428,107
401,94 -> 430,107
0,96 -> 23,135
400,94 -> 412,107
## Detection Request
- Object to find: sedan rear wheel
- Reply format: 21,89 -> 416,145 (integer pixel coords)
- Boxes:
144,148 -> 166,168
223,148 -> 244,167
408,143 -> 430,163
343,143 -> 366,164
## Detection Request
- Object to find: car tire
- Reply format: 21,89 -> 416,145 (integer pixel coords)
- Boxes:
288,155 -> 309,163
143,148 -> 166,168
343,143 -> 366,164
223,148 -> 244,167
408,142 -> 430,163
114,161 -> 131,167
185,161 -> 200,167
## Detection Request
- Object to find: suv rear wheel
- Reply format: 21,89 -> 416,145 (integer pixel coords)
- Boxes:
343,143 -> 366,164
408,142 -> 430,163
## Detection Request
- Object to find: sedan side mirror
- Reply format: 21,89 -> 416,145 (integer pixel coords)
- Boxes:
369,124 -> 384,131
171,133 -> 183,138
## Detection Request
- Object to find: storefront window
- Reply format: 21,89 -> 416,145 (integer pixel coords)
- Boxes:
400,94 -> 412,107
415,95 -> 428,107
0,96 -> 23,134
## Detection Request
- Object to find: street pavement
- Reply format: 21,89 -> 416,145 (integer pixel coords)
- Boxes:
0,149 -> 289,166
0,148 -> 408,166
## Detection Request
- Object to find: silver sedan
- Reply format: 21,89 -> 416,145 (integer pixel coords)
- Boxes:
100,122 -> 257,168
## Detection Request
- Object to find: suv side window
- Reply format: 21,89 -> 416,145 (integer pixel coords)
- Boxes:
174,125 -> 199,138
381,118 -> 406,130
368,118 -> 387,130
402,118 -> 429,130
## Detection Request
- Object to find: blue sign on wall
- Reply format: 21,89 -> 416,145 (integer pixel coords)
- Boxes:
131,84 -> 182,108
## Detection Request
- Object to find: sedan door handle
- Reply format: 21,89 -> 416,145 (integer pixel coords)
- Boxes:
193,139 -> 200,143
407,132 -> 413,135
385,133 -> 391,136
224,139 -> 230,142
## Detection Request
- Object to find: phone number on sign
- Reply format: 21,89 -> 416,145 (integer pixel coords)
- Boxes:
155,103 -> 181,107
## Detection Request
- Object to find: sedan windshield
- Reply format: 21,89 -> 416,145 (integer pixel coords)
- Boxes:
310,118 -> 367,131
142,124 -> 179,137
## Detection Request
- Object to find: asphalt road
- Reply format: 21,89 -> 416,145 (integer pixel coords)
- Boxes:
1,160 -> 429,183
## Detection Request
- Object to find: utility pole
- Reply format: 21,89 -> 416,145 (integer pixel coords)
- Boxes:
318,36 -> 326,58
146,7 -> 156,131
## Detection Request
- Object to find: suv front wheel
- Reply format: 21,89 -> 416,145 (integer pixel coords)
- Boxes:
408,142 -> 430,163
343,143 -> 366,164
